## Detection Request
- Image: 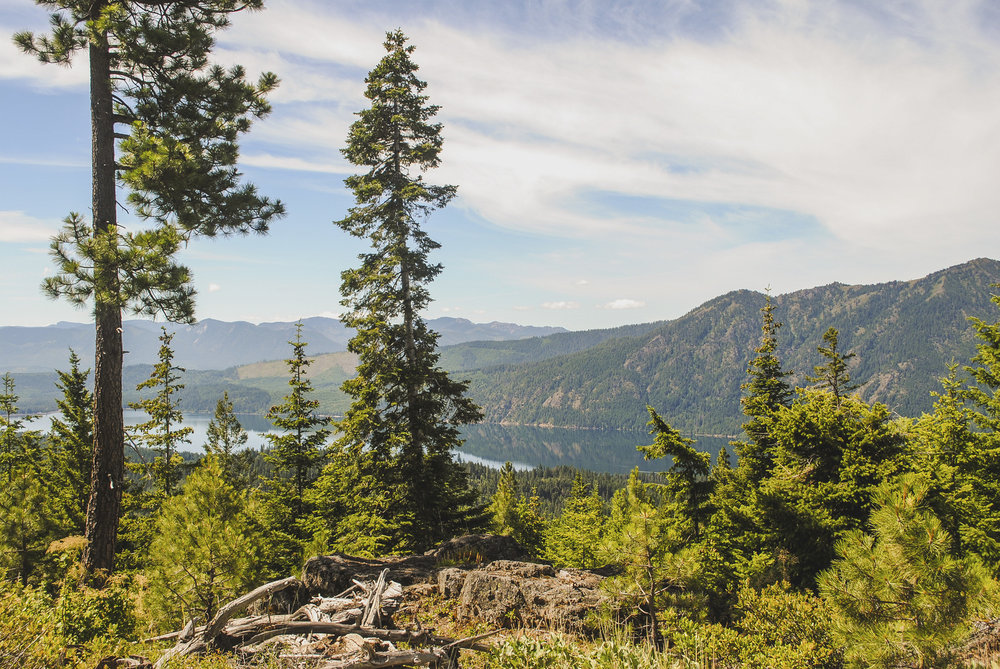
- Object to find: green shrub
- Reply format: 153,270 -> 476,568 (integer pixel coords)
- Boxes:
54,575 -> 139,645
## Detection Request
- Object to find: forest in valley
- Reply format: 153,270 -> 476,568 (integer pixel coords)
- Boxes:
4,1 -> 1000,669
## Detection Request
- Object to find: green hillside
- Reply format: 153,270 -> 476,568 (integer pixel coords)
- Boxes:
463,258 -> 1000,433
11,259 -> 999,432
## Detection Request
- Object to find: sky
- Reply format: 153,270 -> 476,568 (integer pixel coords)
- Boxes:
1,0 -> 1000,331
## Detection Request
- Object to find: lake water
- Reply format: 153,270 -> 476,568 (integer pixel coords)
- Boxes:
40,411 -> 735,474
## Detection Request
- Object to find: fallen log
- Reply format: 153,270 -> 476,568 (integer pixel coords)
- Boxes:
149,569 -> 494,668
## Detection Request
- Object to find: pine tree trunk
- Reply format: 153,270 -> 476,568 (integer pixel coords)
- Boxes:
82,21 -> 124,581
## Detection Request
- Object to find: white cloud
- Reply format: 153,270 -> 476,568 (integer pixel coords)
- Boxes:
0,29 -> 87,89
542,301 -> 580,310
602,299 -> 646,310
241,153 -> 355,174
207,283 -> 221,293
0,211 -> 58,242
212,0 -> 1000,260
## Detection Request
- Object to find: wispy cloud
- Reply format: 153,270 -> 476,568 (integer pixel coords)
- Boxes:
0,211 -> 58,242
217,0 -> 1000,259
542,301 -> 580,310
602,299 -> 646,310
241,153 -> 355,174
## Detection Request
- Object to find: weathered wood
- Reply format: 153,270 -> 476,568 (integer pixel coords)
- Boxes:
154,577 -> 302,668
362,568 -> 390,628
317,648 -> 448,669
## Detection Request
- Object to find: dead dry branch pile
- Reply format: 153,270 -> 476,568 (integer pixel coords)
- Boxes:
140,571 -> 493,668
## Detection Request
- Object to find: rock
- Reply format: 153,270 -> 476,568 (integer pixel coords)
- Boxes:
484,560 -> 556,578
301,553 -> 438,596
427,534 -> 530,564
447,560 -> 608,634
437,567 -> 467,599
457,572 -> 527,628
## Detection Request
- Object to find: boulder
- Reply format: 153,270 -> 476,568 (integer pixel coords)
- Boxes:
448,560 -> 608,633
426,534 -> 530,564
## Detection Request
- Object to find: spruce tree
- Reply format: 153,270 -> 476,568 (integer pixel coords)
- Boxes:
260,323 -> 330,565
807,327 -> 858,405
129,328 -> 193,496
639,407 -> 711,539
48,350 -> 94,534
737,292 -> 792,482
334,30 -> 485,550
15,0 -> 284,577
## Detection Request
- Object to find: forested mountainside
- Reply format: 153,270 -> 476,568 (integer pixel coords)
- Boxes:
464,258 -> 1000,433
0,317 -> 565,373
9,259 -> 999,428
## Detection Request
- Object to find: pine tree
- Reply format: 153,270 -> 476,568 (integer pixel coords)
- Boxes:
146,458 -> 253,628
15,0 -> 284,578
544,474 -> 606,568
818,474 -> 995,668
48,350 -> 94,534
205,391 -> 253,491
129,328 -> 193,496
807,327 -> 857,406
334,30 -> 485,550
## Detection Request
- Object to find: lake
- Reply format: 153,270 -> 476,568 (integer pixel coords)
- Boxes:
41,411 -> 735,474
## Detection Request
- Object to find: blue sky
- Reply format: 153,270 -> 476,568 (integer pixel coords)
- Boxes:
2,0 -> 1000,331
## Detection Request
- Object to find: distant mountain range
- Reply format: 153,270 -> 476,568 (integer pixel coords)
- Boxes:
0,317 -> 567,373
8,259 -> 1000,434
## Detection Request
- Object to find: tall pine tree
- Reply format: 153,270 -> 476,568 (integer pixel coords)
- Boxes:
333,30 -> 485,550
15,0 -> 284,577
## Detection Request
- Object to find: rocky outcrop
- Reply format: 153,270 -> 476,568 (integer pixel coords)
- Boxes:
300,535 -> 610,634
449,560 -> 607,633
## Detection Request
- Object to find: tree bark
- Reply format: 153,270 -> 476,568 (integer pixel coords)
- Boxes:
82,9 -> 125,581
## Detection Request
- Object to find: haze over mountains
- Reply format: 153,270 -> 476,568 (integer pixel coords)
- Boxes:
6,259 -> 1000,435
0,317 -> 567,373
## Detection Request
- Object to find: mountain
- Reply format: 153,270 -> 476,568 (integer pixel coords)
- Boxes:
462,258 -> 1000,433
9,259 -> 1000,432
0,317 -> 567,373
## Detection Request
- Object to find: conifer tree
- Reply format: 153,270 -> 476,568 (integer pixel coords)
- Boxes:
129,328 -> 193,496
737,292 -> 792,482
205,391 -> 253,491
259,324 -> 330,568
544,474 -> 606,568
48,350 -> 94,534
489,462 -> 546,554
334,30 -> 485,550
15,0 -> 284,577
640,407 -> 711,539
0,373 -> 32,479
818,474 -> 995,668
264,324 -> 330,520
807,327 -> 857,405
147,458 -> 253,628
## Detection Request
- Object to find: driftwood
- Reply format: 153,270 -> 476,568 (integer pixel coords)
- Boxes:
145,571 -> 494,669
